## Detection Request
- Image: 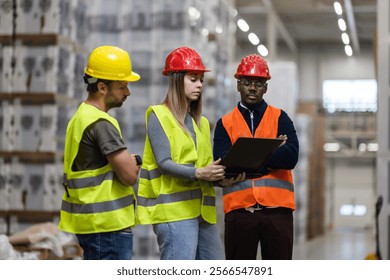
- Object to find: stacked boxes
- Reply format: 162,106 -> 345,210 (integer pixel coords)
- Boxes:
85,0 -> 122,49
23,162 -> 61,211
0,159 -> 10,211
0,47 -> 13,93
8,158 -> 24,210
12,0 -> 84,39
0,159 -> 64,212
0,0 -> 13,35
0,0 -> 88,232
0,158 -> 10,234
2,45 -> 75,97
15,0 -> 41,34
0,101 -> 15,151
13,104 -> 58,152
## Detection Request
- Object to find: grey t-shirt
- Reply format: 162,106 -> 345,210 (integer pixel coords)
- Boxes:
148,111 -> 197,179
72,119 -> 127,171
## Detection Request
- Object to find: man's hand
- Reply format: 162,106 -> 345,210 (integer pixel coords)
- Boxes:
217,172 -> 246,187
278,134 -> 288,146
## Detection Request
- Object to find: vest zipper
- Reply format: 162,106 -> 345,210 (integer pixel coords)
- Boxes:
239,102 -> 255,136
250,111 -> 254,136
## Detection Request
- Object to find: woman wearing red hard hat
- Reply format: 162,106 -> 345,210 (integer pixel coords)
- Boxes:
137,46 -> 225,260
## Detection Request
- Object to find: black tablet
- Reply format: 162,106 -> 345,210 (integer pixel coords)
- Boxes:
220,137 -> 284,179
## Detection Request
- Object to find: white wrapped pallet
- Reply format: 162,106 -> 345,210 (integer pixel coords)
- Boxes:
23,163 -> 55,211
38,104 -> 58,152
0,159 -> 10,211
1,47 -> 15,92
15,0 -> 41,34
14,104 -> 41,151
0,101 -> 15,151
84,0 -> 123,50
0,0 -> 13,35
120,0 -> 155,50
28,46 -> 58,93
39,0 -> 60,34
9,159 -> 25,210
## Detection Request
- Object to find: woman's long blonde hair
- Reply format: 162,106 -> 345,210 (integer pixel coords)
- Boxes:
163,72 -> 202,132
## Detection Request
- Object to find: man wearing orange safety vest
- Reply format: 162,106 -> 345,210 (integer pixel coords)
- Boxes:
213,54 -> 299,260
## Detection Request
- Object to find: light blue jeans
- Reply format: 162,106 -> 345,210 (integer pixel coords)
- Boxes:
76,231 -> 133,260
153,217 -> 224,260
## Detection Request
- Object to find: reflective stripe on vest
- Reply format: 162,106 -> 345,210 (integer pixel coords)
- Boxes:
66,170 -> 114,189
59,103 -> 136,234
223,176 -> 294,195
137,105 -> 217,225
62,195 -> 134,214
221,105 -> 295,213
137,187 -> 215,207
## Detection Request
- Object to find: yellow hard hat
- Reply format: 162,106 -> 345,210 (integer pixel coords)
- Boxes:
84,46 -> 140,82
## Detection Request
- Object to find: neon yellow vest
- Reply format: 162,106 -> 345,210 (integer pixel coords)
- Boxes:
137,105 -> 217,224
59,102 -> 136,234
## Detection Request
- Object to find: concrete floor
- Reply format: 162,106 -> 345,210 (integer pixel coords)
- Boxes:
292,227 -> 377,260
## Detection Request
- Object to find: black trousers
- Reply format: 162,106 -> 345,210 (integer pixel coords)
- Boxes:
224,207 -> 293,260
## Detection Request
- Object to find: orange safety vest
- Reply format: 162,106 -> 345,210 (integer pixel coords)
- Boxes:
221,105 -> 295,214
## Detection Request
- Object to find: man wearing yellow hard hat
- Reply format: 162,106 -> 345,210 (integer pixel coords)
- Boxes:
58,46 -> 141,260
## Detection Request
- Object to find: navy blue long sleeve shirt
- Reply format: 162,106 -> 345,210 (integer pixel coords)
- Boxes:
213,100 -> 299,172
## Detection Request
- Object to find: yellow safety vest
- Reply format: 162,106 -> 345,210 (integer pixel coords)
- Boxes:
59,102 -> 136,234
137,105 -> 217,224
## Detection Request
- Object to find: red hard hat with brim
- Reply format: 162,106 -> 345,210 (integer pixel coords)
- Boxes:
162,46 -> 210,76
234,54 -> 271,79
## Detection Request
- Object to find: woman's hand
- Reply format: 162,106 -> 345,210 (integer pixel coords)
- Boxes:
195,158 -> 226,182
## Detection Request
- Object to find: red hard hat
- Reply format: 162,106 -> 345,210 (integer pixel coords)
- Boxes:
162,46 -> 210,76
234,54 -> 271,80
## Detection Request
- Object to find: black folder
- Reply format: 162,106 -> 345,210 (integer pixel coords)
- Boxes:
220,137 -> 284,179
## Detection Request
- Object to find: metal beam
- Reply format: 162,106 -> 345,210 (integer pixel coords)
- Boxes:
344,0 -> 360,53
266,7 -> 278,59
262,0 -> 297,57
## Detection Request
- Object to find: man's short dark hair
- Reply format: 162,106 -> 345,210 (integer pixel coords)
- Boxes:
83,74 -> 112,93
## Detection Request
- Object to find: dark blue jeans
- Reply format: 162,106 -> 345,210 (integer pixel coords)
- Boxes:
76,231 -> 133,260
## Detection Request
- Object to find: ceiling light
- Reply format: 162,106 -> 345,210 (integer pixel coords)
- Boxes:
353,205 -> 367,216
201,28 -> 209,37
367,143 -> 378,152
215,24 -> 223,34
338,18 -> 347,31
333,3 -> 352,56
257,44 -> 268,57
340,204 -> 353,215
344,45 -> 353,56
323,143 -> 340,152
237,19 -> 249,32
188,7 -> 201,21
341,32 -> 350,44
248,32 -> 260,45
333,2 -> 343,16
